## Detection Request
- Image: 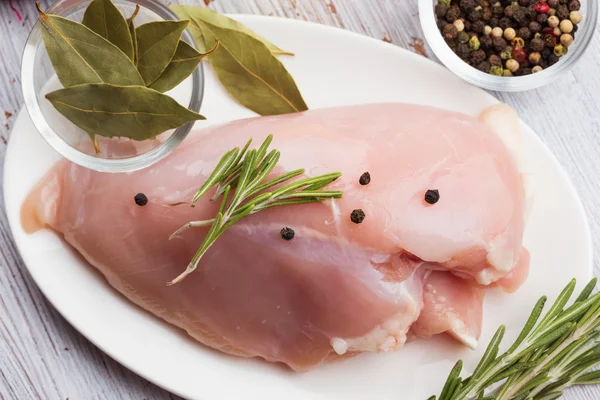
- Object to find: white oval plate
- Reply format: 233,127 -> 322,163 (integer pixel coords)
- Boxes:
4,15 -> 593,400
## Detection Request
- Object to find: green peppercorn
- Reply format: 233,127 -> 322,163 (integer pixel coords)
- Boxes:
458,31 -> 470,44
468,35 -> 481,50
439,0 -> 451,5
500,46 -> 514,60
489,65 -> 504,76
554,43 -> 568,56
503,69 -> 513,76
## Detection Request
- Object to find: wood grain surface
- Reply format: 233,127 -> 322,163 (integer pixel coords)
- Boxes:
1,0 -> 599,399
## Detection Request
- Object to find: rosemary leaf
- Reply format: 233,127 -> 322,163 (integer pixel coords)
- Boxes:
168,134 -> 342,285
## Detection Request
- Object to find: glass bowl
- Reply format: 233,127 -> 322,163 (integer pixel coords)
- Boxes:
419,0 -> 598,92
21,0 -> 204,172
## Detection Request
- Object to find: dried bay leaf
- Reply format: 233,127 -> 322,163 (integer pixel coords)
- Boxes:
82,0 -> 134,61
171,5 -> 293,56
46,83 -> 205,141
193,20 -> 308,116
127,5 -> 140,63
35,3 -> 144,87
135,20 -> 190,86
149,40 -> 218,93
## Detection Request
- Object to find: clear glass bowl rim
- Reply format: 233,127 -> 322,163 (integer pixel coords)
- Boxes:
418,0 -> 598,92
21,0 -> 204,173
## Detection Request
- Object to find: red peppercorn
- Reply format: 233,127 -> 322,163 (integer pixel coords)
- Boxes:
543,26 -> 559,37
512,47 -> 527,63
533,1 -> 550,14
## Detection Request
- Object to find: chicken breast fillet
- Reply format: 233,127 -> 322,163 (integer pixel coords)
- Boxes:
22,103 -> 529,371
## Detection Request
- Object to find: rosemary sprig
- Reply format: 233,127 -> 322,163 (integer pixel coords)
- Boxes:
167,134 -> 343,286
430,278 -> 600,400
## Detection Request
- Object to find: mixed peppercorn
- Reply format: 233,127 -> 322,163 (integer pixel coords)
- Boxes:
435,0 -> 583,76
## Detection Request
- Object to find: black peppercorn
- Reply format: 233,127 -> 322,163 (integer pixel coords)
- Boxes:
526,5 -> 537,19
463,20 -> 472,31
556,5 -> 570,19
492,4 -> 504,16
489,54 -> 502,66
538,58 -> 549,68
280,227 -> 295,240
489,17 -> 500,27
492,37 -> 508,52
471,49 -> 487,64
521,67 -> 533,75
536,13 -> 548,24
456,43 -> 471,59
134,193 -> 148,206
529,21 -> 542,33
504,5 -> 515,18
350,209 -> 366,224
437,19 -> 448,30
541,47 -> 552,59
482,7 -> 493,20
569,0 -> 580,11
446,6 -> 461,22
467,8 -> 483,21
480,34 -> 493,49
359,172 -> 371,185
519,0 -> 530,6
443,24 -> 459,41
472,20 -> 486,33
499,17 -> 512,30
435,4 -> 450,18
513,8 -> 527,24
548,53 -> 560,65
548,0 -> 559,8
572,24 -> 578,33
518,27 -> 532,39
530,37 -> 545,51
424,189 -> 440,205
460,0 -> 478,12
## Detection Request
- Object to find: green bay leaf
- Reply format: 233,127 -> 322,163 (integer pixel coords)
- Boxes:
135,20 -> 189,86
193,20 -> 308,115
149,40 -> 217,93
36,3 -> 144,87
45,83 -> 205,141
82,0 -> 134,61
126,5 -> 140,64
170,5 -> 293,56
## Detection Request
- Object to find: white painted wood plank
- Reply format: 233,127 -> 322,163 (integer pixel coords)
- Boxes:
0,0 -> 599,399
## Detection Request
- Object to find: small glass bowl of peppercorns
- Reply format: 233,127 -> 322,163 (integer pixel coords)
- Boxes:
419,0 -> 597,91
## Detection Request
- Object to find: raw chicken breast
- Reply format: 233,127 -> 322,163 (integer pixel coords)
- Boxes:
22,103 -> 529,371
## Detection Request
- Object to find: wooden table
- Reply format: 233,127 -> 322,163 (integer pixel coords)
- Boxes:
1,1 -> 599,399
